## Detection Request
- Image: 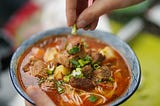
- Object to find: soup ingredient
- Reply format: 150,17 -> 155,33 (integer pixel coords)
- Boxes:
91,52 -> 105,63
55,80 -> 65,94
54,65 -> 70,80
82,65 -> 93,78
47,69 -> 53,75
71,24 -> 77,35
63,75 -> 71,82
55,51 -> 71,68
71,68 -> 84,78
68,46 -> 80,54
23,58 -> 47,78
70,59 -> 80,68
93,65 -> 111,81
93,63 -> 100,70
43,47 -> 58,62
100,47 -> 116,59
69,77 -> 95,91
78,55 -> 92,67
88,95 -> 98,102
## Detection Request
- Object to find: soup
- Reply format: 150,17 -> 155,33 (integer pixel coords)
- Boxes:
17,35 -> 131,106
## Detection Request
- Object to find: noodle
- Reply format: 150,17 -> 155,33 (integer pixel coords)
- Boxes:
60,84 -> 107,105
106,82 -> 118,98
61,84 -> 83,105
95,86 -> 105,94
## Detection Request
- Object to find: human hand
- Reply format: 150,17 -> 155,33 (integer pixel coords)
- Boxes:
66,0 -> 143,30
25,86 -> 56,106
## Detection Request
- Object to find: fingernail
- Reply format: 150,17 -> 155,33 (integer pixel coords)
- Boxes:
77,20 -> 87,28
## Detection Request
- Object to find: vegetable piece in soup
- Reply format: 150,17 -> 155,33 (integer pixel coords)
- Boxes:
17,35 -> 131,106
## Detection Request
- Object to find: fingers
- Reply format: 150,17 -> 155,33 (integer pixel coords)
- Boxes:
76,0 -> 143,29
83,19 -> 99,30
76,0 -> 113,29
66,0 -> 77,26
90,19 -> 99,30
26,86 -> 56,106
66,0 -> 143,29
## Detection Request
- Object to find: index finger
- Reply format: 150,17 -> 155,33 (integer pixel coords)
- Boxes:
66,0 -> 77,26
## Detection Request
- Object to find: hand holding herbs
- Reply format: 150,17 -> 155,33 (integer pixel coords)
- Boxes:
66,0 -> 143,30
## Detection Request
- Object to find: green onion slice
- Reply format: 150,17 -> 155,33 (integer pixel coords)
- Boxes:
71,24 -> 77,35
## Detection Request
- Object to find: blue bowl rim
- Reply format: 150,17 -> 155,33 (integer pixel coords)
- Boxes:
9,27 -> 141,106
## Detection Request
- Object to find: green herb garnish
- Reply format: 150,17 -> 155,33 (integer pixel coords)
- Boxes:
57,86 -> 65,93
93,63 -> 100,69
78,59 -> 86,67
71,24 -> 77,35
68,46 -> 80,54
63,75 -> 71,82
78,55 -> 92,67
55,81 -> 65,94
84,55 -> 92,61
88,95 -> 98,102
47,69 -> 53,75
70,59 -> 80,68
108,77 -> 114,82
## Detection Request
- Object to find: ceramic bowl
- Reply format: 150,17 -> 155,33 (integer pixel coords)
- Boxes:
10,27 -> 141,106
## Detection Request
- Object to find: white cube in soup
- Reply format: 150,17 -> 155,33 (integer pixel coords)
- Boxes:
43,47 -> 58,62
100,46 -> 116,59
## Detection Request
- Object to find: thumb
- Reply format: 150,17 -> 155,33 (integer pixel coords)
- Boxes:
26,86 -> 56,106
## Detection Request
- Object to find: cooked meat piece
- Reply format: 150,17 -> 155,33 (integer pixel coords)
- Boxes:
82,65 -> 93,78
93,65 -> 111,81
91,52 -> 105,63
55,37 -> 67,51
54,51 -> 72,68
69,77 -> 95,91
66,40 -> 87,58
66,37 -> 81,50
23,58 -> 47,78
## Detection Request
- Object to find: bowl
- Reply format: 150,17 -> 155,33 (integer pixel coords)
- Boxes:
10,27 -> 141,106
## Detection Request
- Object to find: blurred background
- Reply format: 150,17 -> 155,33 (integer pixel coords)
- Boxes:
0,0 -> 160,106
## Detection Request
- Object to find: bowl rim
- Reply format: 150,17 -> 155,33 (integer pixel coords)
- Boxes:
9,27 -> 141,106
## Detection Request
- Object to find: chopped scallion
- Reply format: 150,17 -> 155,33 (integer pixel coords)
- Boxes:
55,81 -> 65,93
84,55 -> 92,61
47,69 -> 53,75
70,59 -> 80,68
68,46 -> 80,54
88,95 -> 98,102
108,77 -> 114,82
78,56 -> 91,67
63,75 -> 71,82
71,24 -> 77,35
57,87 -> 65,93
78,59 -> 85,67
93,63 -> 100,69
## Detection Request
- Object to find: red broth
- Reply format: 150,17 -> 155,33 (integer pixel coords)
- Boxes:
17,35 -> 131,106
